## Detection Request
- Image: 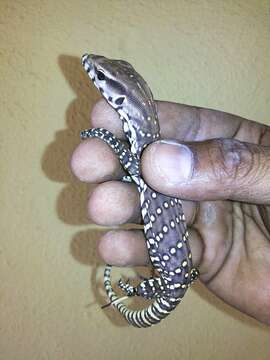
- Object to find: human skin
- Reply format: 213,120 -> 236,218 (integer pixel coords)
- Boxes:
70,99 -> 270,325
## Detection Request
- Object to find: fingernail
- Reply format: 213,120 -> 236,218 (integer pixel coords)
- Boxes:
151,140 -> 193,184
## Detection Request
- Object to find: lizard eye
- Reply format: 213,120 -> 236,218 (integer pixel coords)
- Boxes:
97,70 -> 106,81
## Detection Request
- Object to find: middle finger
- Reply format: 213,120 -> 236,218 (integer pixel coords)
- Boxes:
88,180 -> 196,226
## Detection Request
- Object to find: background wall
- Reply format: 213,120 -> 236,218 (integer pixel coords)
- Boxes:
1,1 -> 270,359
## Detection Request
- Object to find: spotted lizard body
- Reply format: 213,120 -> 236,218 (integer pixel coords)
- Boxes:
80,54 -> 199,327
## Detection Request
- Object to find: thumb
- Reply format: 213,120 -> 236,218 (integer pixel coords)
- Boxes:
141,138 -> 270,204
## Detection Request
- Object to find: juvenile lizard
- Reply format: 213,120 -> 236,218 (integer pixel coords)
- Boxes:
80,54 -> 199,327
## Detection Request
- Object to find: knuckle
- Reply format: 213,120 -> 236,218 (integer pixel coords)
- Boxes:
209,139 -> 257,187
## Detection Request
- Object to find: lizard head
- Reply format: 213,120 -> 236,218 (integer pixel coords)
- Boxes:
81,53 -> 160,155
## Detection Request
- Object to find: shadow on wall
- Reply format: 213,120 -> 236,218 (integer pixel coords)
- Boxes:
42,55 -> 98,224
40,54 -> 133,327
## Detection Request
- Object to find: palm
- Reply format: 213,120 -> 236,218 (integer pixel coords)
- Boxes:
71,99 -> 270,325
192,199 -> 270,322
152,101 -> 270,323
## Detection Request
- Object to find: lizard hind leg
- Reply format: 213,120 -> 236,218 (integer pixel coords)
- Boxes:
136,276 -> 167,299
119,276 -> 167,300
118,278 -> 138,297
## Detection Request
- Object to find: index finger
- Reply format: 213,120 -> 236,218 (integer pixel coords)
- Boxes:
90,98 -> 269,144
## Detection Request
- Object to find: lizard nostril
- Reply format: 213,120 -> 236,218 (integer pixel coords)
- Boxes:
81,53 -> 89,65
115,96 -> 125,105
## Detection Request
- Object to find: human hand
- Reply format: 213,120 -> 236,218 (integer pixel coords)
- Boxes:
71,99 -> 270,325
